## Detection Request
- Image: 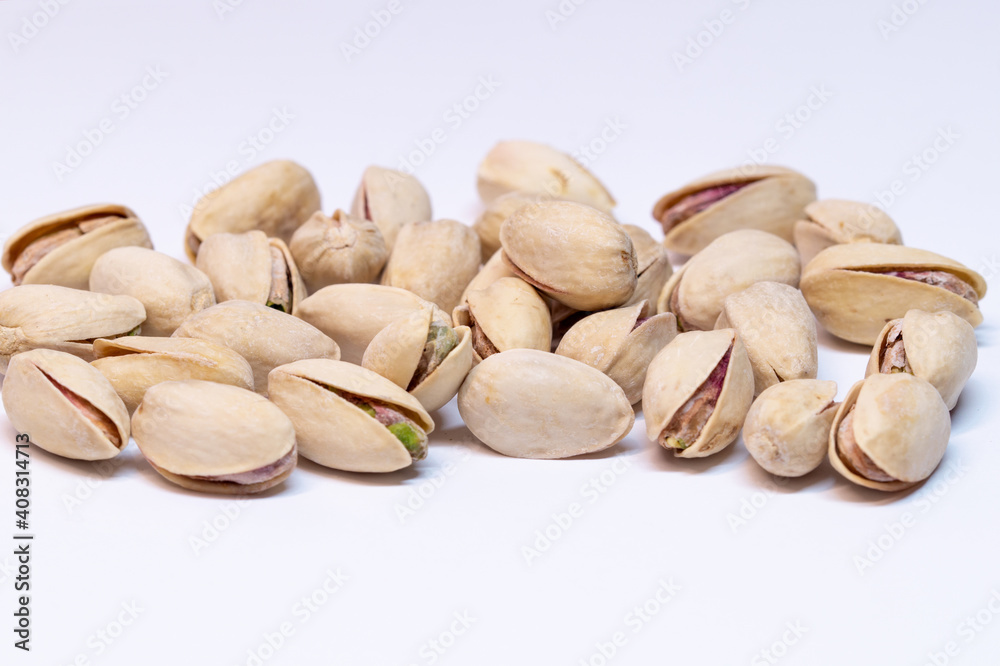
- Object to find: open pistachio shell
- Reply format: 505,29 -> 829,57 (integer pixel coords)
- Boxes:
2,203 -> 153,290
793,199 -> 902,265
555,300 -> 677,404
92,336 -> 255,413
653,165 -> 816,255
350,166 -> 432,253
453,277 -> 551,363
457,349 -> 634,459
289,209 -> 387,291
642,328 -> 754,458
133,380 -> 296,494
800,243 -> 986,345
865,309 -> 977,410
473,191 -> 551,261
2,349 -> 129,460
828,374 -> 950,491
743,379 -> 838,477
454,249 -> 517,321
622,224 -> 673,308
268,359 -> 434,473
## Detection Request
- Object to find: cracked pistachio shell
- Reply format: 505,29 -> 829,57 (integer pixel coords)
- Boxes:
90,247 -> 215,337
501,201 -> 637,311
289,209 -> 387,291
196,231 -> 307,315
2,349 -> 129,460
458,349 -> 634,459
381,219 -> 481,314
454,249 -> 516,321
555,300 -> 677,404
92,336 -> 255,413
658,230 -> 800,332
453,277 -> 551,363
829,374 -> 949,491
865,309 -> 977,410
172,300 -> 340,394
793,199 -> 902,266
2,203 -> 152,290
268,359 -> 434,473
800,243 -> 986,345
477,140 -> 616,213
185,160 -> 321,261
642,329 -> 754,458
622,225 -> 672,308
133,380 -> 296,494
473,192 -> 551,261
296,284 -> 450,365
714,282 -> 817,396
361,308 -> 473,412
652,165 -> 816,255
0,285 -> 146,372
350,166 -> 432,253
743,379 -> 838,477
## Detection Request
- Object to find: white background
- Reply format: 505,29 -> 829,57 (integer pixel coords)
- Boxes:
2,1 -> 999,664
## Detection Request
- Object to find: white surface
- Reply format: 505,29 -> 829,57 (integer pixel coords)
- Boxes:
2,1 -> 998,664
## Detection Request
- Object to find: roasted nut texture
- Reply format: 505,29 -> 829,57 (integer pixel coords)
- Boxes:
453,277 -> 551,363
289,209 -> 387,291
793,199 -> 902,266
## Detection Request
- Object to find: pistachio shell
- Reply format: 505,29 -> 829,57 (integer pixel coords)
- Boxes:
457,349 -> 634,459
454,249 -> 516,321
2,349 -> 129,460
196,231 -> 307,314
289,209 -> 387,290
793,199 -> 902,265
350,166 -> 432,252
622,224 -> 673,308
454,277 -> 551,363
474,191 -> 550,261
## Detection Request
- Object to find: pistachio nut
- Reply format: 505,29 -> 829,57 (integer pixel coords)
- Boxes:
185,160 -> 320,261
622,224 -> 672,308
742,379 -> 838,477
289,209 -> 387,291
0,285 -> 145,372
642,328 -> 754,458
457,349 -> 634,459
477,140 -> 616,213
133,380 -> 296,494
793,199 -> 902,265
195,230 -> 306,315
714,281 -> 817,396
800,243 -> 986,345
268,359 -> 434,472
555,300 -> 677,404
2,203 -> 153,290
865,309 -> 977,410
2,349 -> 129,460
454,248 -> 516,321
172,300 -> 340,394
92,336 -> 255,413
90,247 -> 215,336
473,191 -> 550,261
453,277 -> 551,363
829,373 -> 950,491
657,230 -> 801,332
500,200 -> 637,311
381,219 -> 481,314
350,165 -> 432,253
652,165 -> 816,254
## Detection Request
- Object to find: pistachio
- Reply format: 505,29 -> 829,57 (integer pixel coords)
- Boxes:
453,249 -> 517,321
350,165 -> 432,253
133,380 -> 296,494
2,349 -> 130,460
621,224 -> 672,308
473,191 -> 551,261
457,349 -> 634,459
452,277 -> 551,363
288,209 -> 387,291
793,199 -> 902,265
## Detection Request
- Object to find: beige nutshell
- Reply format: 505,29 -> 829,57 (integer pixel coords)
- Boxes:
196,231 -> 307,315
268,359 -> 434,473
133,380 -> 296,494
350,165 -> 432,253
2,349 -> 129,461
0,285 -> 145,372
473,191 -> 550,261
90,247 -> 215,336
457,349 -> 634,459
500,200 -> 637,311
642,328 -> 754,458
185,160 -> 321,261
622,225 -> 672,308
793,199 -> 902,265
866,309 -> 977,410
381,219 -> 481,314
652,165 -> 816,255
743,379 -> 838,477
289,209 -> 387,291
172,300 -> 340,394
2,203 -> 153,290
555,300 -> 677,404
92,336 -> 255,413
454,249 -> 517,320
800,243 -> 986,345
453,277 -> 552,363
829,373 -> 950,492
657,230 -> 801,332
714,281 -> 817,396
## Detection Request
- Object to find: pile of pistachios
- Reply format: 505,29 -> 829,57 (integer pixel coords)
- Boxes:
0,140 -> 986,494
